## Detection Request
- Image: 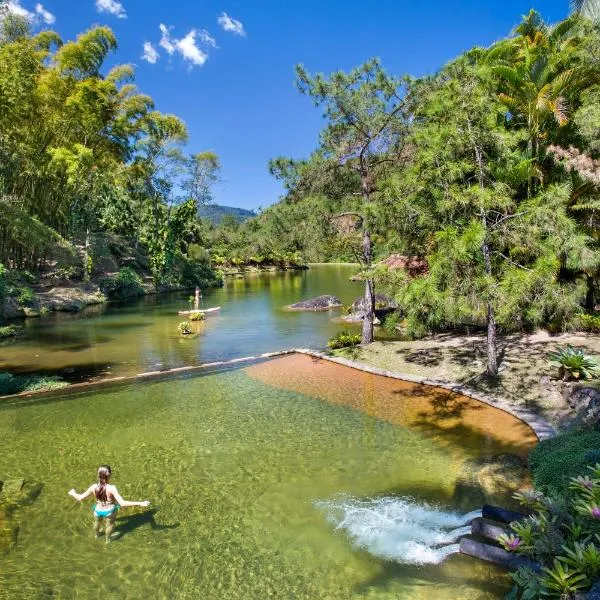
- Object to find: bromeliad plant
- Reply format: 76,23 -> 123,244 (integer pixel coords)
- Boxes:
501,464 -> 600,598
548,345 -> 600,381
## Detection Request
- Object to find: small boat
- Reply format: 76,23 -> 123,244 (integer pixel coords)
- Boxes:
178,307 -> 221,316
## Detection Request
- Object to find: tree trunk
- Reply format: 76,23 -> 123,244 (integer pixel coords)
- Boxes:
362,229 -> 375,344
586,274 -> 597,311
360,165 -> 375,345
483,238 -> 498,376
83,227 -> 91,283
467,118 -> 498,377
486,302 -> 498,377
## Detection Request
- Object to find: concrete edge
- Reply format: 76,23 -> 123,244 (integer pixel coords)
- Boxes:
293,349 -> 556,442
0,350 -> 296,401
0,347 -> 557,442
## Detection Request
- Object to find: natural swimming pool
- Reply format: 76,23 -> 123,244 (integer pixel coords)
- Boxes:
0,354 -> 537,599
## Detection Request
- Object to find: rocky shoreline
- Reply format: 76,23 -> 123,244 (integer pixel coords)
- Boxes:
1,280 -> 208,320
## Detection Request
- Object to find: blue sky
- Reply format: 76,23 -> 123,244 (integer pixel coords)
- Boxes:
9,0 -> 568,211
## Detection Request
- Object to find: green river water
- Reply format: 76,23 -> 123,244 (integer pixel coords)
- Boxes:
0,266 -> 535,599
0,265 -> 366,381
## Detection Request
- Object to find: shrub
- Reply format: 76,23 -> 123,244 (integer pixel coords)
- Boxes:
327,330 -> 361,349
0,372 -> 68,396
548,345 -> 600,381
579,313 -> 600,333
188,311 -> 205,322
178,321 -> 192,335
0,325 -> 23,339
502,465 -> 600,598
100,267 -> 144,299
16,286 -> 35,307
529,429 -> 600,498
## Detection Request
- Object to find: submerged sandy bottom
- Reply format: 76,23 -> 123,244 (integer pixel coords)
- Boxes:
247,353 -> 538,459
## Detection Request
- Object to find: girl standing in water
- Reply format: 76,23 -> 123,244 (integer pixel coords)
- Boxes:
68,464 -> 150,543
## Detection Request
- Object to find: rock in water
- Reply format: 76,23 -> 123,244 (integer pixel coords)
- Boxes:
289,295 -> 343,311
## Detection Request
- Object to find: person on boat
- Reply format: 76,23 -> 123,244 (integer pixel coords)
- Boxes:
68,464 -> 150,543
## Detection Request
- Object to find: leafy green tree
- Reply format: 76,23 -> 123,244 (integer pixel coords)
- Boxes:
184,151 -> 221,206
295,59 -> 409,343
392,61 -> 593,375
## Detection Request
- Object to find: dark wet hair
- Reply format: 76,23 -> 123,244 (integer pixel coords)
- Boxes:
95,465 -> 112,502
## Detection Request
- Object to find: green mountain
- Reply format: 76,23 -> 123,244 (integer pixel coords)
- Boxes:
198,204 -> 256,225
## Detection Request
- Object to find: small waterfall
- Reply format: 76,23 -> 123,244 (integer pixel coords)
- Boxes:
315,496 -> 481,565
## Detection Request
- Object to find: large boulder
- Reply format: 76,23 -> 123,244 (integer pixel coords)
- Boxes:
568,386 -> 600,428
289,295 -> 343,311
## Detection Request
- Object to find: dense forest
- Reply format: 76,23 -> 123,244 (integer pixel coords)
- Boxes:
0,4 -> 221,305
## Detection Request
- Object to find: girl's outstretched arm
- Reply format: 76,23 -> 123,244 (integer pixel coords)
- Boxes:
110,485 -> 150,508
68,485 -> 95,502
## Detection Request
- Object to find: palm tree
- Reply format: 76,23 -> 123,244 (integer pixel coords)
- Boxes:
572,0 -> 600,20
489,12 -> 586,162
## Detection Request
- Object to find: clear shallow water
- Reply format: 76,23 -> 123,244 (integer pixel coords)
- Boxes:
0,354 -> 537,599
0,265 -> 367,382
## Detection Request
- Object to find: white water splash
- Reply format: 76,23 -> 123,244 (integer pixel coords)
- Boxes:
315,496 -> 481,565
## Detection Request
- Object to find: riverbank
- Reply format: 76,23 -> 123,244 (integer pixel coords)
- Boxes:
333,331 -> 600,428
220,264 -> 308,276
1,276 -> 219,320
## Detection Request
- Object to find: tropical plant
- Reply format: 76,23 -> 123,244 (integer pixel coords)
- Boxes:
548,345 -> 600,380
540,559 -> 588,597
503,465 -> 600,597
489,11 -> 585,166
178,321 -> 192,335
327,330 -> 362,349
188,311 -> 205,322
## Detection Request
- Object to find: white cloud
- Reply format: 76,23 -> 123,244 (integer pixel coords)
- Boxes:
95,0 -> 126,19
217,12 -> 245,36
6,1 -> 35,20
141,41 -> 159,64
159,23 -> 175,55
158,24 -> 211,68
199,29 -> 217,48
35,3 -> 55,24
176,30 -> 208,66
5,1 -> 55,25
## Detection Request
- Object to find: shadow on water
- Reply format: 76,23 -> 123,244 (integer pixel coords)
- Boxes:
111,508 -> 179,541
352,556 -> 509,598
0,361 -> 115,382
0,358 -> 266,409
393,385 -> 482,420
